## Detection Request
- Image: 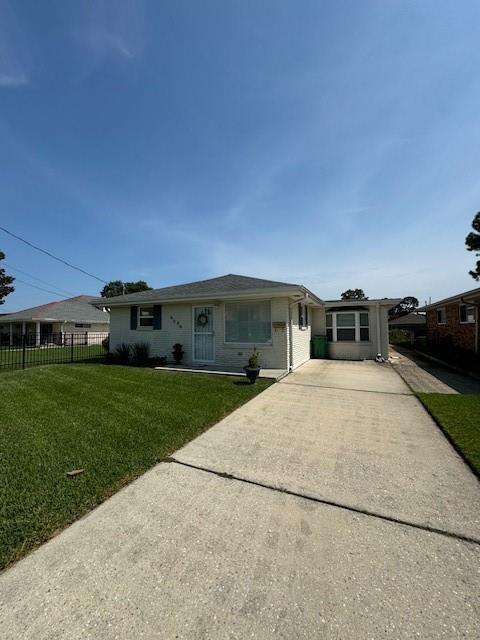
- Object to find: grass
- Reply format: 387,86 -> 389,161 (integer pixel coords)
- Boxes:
417,393 -> 480,475
0,343 -> 104,369
0,364 -> 272,570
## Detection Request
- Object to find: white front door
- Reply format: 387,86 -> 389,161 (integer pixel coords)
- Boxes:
192,306 -> 215,362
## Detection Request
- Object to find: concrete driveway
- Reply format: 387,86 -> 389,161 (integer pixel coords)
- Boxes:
1,361 -> 479,639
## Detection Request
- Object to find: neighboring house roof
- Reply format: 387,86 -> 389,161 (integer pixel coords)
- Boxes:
0,295 -> 110,324
93,274 -> 324,306
418,286 -> 480,311
389,312 -> 426,326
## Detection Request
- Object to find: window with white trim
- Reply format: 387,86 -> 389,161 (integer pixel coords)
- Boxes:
138,306 -> 154,327
225,300 -> 271,343
436,308 -> 446,324
326,311 -> 370,342
459,304 -> 475,323
75,323 -> 91,328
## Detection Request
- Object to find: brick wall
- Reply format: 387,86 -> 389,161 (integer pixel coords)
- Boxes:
426,303 -> 476,351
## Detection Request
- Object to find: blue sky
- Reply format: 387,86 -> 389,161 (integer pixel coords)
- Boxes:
1,0 -> 480,311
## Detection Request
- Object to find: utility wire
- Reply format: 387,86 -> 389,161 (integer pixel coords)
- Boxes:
13,278 -> 71,299
4,263 -> 77,297
0,226 -> 108,284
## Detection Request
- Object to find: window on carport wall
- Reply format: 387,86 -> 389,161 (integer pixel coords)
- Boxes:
326,311 -> 370,342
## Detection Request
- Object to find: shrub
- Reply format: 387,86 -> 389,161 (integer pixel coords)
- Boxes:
114,343 -> 131,364
131,342 -> 150,366
389,329 -> 414,346
172,343 -> 184,364
102,336 -> 110,352
247,347 -> 259,368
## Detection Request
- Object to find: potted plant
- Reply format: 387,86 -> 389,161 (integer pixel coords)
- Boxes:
172,343 -> 184,364
244,347 -> 260,384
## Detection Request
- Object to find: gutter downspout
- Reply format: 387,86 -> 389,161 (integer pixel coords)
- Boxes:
461,296 -> 479,353
375,302 -> 382,357
288,295 -> 309,371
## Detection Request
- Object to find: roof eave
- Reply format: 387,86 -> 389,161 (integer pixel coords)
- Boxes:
418,287 -> 480,310
93,286 -> 323,307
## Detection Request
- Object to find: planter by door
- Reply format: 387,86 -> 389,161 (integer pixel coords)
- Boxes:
193,306 -> 215,363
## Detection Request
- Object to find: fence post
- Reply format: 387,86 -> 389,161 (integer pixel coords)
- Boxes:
22,333 -> 26,370
70,333 -> 74,363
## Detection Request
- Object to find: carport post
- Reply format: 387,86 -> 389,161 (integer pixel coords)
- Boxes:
375,302 -> 382,356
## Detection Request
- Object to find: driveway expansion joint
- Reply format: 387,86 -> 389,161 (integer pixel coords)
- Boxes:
279,381 -> 414,396
163,456 -> 480,547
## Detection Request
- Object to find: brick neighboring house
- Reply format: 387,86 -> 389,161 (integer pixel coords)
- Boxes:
418,287 -> 480,354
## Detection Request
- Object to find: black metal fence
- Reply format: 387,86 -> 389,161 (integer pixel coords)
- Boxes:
0,333 -> 109,371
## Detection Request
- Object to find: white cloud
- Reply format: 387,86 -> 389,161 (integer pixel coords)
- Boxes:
0,3 -> 31,89
0,72 -> 29,87
76,27 -> 135,59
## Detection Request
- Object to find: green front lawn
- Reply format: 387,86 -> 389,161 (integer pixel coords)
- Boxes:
0,364 -> 272,570
0,343 -> 104,369
418,393 -> 480,475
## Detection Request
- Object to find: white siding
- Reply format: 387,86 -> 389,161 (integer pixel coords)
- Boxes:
110,304 -> 192,361
109,297 -> 290,370
54,322 -> 109,345
312,305 -> 390,360
290,303 -> 311,369
215,297 -> 289,370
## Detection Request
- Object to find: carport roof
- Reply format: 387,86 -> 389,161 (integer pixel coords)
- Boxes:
324,298 -> 402,308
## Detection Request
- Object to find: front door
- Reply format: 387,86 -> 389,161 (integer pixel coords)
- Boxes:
192,306 -> 215,363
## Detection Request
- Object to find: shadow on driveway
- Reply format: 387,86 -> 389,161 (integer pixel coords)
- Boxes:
390,345 -> 480,394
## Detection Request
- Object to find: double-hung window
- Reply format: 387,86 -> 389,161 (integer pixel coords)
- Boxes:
459,304 -> 475,323
326,311 -> 370,342
436,308 -> 446,325
138,306 -> 154,327
225,300 -> 271,343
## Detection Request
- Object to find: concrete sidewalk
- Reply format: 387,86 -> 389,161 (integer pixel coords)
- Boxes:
1,360 -> 479,638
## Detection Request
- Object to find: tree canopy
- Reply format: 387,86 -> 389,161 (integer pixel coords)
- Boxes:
340,288 -> 368,300
0,251 -> 15,305
100,280 -> 152,298
466,212 -> 480,280
388,296 -> 419,319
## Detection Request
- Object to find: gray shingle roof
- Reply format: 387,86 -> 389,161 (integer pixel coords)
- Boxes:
93,274 -> 315,305
389,312 -> 426,326
0,295 -> 110,324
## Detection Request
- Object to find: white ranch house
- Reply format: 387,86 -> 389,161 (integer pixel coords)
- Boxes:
100,275 -> 399,372
0,295 -> 110,346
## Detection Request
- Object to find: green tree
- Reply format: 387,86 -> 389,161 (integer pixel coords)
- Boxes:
340,288 -> 368,300
466,212 -> 480,280
0,251 -> 15,305
100,280 -> 152,298
388,296 -> 419,319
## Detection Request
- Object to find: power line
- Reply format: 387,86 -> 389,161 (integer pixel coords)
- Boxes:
4,263 -> 77,297
0,225 -> 108,284
13,277 -> 71,299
